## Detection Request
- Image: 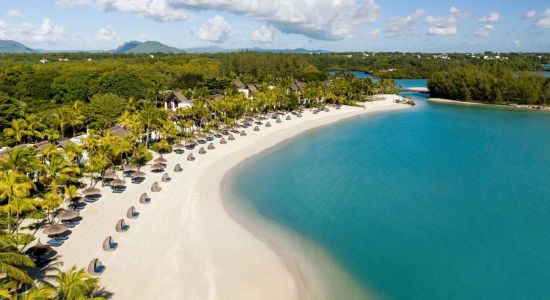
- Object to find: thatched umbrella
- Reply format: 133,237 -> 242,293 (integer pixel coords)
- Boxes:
87,258 -> 104,276
139,193 -> 150,203
154,157 -> 167,165
286,115 -> 291,120
161,173 -> 171,182
82,187 -> 101,197
133,170 -> 146,178
220,138 -> 227,144
198,147 -> 207,154
43,224 -> 69,236
25,239 -> 54,258
57,210 -> 80,221
187,153 -> 195,161
276,118 -> 282,123
123,164 -> 138,173
127,206 -> 139,218
228,135 -> 235,141
208,143 -> 215,150
115,219 -> 128,232
103,171 -> 117,180
174,164 -> 183,173
151,182 -> 161,192
254,126 -> 260,131
265,122 -> 271,127
103,236 -> 117,251
240,130 -> 247,136
185,140 -> 197,147
111,178 -> 126,187
150,164 -> 165,172
173,143 -> 185,150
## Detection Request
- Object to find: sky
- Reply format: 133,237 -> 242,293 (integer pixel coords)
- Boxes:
0,0 -> 549,52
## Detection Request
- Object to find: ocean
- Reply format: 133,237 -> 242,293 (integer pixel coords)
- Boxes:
228,83 -> 550,299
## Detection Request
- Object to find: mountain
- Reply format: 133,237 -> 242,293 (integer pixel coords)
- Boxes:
0,40 -> 34,53
183,46 -> 330,53
114,41 -> 184,54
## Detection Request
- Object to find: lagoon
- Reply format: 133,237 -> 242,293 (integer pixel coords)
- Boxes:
229,90 -> 550,299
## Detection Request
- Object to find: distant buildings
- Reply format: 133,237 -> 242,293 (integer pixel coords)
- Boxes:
164,90 -> 192,112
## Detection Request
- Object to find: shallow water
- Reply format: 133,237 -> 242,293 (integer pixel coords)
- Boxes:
229,90 -> 550,299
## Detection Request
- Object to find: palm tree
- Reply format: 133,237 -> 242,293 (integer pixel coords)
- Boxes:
138,102 -> 161,147
0,147 -> 40,174
51,107 -> 72,139
0,250 -> 35,284
42,192 -> 63,224
15,284 -> 55,300
24,114 -> 44,143
0,171 -> 35,233
3,119 -> 31,145
40,154 -> 80,195
54,266 -> 105,300
130,144 -> 149,171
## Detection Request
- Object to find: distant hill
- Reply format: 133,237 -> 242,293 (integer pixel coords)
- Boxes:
0,40 -> 34,53
114,41 -> 184,54
183,46 -> 330,54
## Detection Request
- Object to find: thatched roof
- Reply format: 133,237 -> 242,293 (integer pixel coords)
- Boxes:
57,138 -> 71,149
25,239 -> 54,257
34,141 -> 52,151
43,224 -> 69,236
247,84 -> 259,93
233,79 -> 246,89
154,157 -> 167,164
165,90 -> 189,103
151,164 -> 165,171
228,135 -> 235,141
220,138 -> 227,144
111,178 -> 126,186
133,170 -> 146,178
123,164 -> 138,172
57,210 -> 80,221
254,126 -> 260,131
276,118 -> 282,123
103,171 -> 117,180
185,139 -> 197,147
106,124 -> 131,138
82,187 -> 101,196
173,143 -> 185,150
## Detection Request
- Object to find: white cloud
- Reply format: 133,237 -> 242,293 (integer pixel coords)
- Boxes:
96,26 -> 119,42
6,9 -> 23,19
367,28 -> 381,40
0,18 -> 66,44
536,9 -> 550,29
386,9 -> 425,34
478,12 -> 501,23
513,40 -> 521,48
252,25 -> 274,43
56,0 -> 92,7
475,24 -> 494,37
525,10 -> 537,19
58,0 -> 381,40
193,15 -> 232,43
426,6 -> 470,36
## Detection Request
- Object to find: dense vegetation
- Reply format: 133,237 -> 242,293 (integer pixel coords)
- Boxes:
428,65 -> 550,105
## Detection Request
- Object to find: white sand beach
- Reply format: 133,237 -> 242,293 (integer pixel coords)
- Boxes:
43,96 -> 410,299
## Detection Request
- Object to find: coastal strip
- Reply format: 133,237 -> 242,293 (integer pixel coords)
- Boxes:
429,98 -> 550,112
48,96 -> 410,299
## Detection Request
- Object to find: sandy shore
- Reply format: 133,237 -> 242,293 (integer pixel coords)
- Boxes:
41,95 -> 409,299
429,98 -> 550,112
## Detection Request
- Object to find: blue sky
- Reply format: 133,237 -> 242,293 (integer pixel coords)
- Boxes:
0,0 -> 548,52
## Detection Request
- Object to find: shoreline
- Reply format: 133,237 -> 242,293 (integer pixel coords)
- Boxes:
429,98 -> 550,112
45,96 -> 410,299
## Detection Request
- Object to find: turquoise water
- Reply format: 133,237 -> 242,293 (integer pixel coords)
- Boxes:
328,70 -> 428,89
229,90 -> 550,299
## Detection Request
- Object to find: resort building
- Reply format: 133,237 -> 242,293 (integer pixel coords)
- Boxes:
233,79 -> 260,99
164,90 -> 192,112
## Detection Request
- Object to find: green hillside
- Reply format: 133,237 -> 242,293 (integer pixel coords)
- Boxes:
0,40 -> 34,53
115,41 -> 184,54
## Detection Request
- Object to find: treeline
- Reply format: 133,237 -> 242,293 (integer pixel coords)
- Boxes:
428,65 -> 550,105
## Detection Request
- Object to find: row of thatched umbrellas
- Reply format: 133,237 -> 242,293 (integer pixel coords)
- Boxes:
36,109 -> 304,274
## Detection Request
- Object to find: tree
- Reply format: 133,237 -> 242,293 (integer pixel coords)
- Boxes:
0,250 -> 35,284
42,193 -> 63,224
3,119 -> 32,145
0,171 -> 35,234
54,266 -> 105,300
85,94 -> 127,130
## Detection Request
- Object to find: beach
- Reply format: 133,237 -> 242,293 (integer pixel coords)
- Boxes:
44,95 -> 409,299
